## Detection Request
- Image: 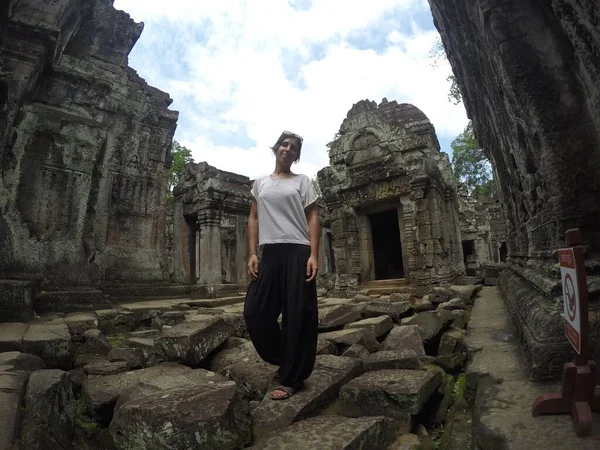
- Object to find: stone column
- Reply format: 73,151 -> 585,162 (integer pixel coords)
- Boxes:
235,215 -> 248,288
172,198 -> 193,284
197,209 -> 222,286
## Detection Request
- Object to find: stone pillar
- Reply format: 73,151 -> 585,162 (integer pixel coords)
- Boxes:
236,215 -> 248,288
197,209 -> 222,285
172,198 -> 193,284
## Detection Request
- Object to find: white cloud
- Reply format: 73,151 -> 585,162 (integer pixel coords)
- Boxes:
113,0 -> 468,179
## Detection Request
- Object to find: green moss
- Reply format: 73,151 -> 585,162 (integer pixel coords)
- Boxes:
75,396 -> 99,436
106,333 -> 127,348
452,373 -> 467,402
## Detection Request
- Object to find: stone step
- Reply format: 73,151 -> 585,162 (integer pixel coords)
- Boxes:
361,286 -> 414,295
101,284 -> 191,300
362,278 -> 407,287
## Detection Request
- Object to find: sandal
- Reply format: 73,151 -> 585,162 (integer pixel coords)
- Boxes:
270,385 -> 297,400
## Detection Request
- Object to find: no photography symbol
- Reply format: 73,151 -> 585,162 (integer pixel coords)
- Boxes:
564,273 -> 576,321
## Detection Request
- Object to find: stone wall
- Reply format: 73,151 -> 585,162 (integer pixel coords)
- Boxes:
0,0 -> 178,288
428,0 -> 600,379
318,99 -> 464,293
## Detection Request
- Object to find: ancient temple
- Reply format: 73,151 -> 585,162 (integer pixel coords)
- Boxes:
457,185 -> 507,275
0,0 -> 178,293
171,162 -> 253,297
317,100 -> 464,293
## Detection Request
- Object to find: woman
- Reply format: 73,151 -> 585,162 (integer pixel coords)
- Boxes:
243,130 -> 320,400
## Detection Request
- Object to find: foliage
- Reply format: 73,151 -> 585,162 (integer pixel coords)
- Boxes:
451,122 -> 496,197
75,396 -> 99,435
430,38 -> 462,105
169,141 -> 194,192
105,333 -> 126,348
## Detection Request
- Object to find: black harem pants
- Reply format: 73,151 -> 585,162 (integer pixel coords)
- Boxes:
243,243 -> 318,389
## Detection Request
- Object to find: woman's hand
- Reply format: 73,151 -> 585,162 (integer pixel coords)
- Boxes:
306,255 -> 318,282
247,254 -> 259,280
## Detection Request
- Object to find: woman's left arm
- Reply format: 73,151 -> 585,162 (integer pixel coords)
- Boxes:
305,204 -> 320,282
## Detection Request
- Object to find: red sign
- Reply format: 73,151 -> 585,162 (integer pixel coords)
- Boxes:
559,248 -> 580,354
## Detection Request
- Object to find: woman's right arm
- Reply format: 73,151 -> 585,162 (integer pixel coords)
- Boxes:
247,200 -> 259,279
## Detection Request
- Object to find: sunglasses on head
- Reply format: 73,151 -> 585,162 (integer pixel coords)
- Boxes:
282,130 -> 303,143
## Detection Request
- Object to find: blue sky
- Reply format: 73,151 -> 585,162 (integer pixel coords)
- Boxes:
113,0 -> 468,179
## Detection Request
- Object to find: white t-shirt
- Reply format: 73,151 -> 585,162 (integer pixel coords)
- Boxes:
251,174 -> 318,246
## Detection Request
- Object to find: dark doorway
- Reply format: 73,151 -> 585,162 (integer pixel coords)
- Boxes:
499,242 -> 507,262
462,239 -> 476,265
369,209 -> 404,280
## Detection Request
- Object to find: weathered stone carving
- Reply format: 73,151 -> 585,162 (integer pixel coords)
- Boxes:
428,0 -> 600,379
0,0 -> 177,287
318,99 -> 464,292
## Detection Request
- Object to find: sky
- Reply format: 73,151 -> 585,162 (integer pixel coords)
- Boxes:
113,0 -> 468,180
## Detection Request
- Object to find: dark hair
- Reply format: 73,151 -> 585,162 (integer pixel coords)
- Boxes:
270,131 -> 303,162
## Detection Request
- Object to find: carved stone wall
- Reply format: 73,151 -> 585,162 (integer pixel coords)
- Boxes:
318,99 -> 464,293
429,0 -> 600,379
0,0 -> 178,287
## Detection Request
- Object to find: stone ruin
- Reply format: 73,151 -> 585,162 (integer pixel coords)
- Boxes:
0,0 -> 178,318
457,185 -> 507,277
318,99 -> 464,293
171,162 -> 253,298
429,0 -> 600,380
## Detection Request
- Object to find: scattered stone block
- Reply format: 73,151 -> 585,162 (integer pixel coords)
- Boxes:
353,293 -> 372,303
0,352 -> 44,371
449,285 -> 482,303
250,415 -> 402,450
318,304 -> 361,329
316,337 -> 338,355
64,313 -> 98,339
451,310 -> 468,329
342,343 -> 370,359
119,301 -> 172,322
345,315 -> 393,337
0,322 -> 28,352
319,328 -> 380,352
390,292 -> 414,303
107,348 -> 144,369
429,287 -> 453,305
22,322 -> 73,369
84,360 -> 129,376
34,289 -> 110,314
364,350 -> 421,371
403,311 -> 452,341
127,329 -> 160,338
109,379 -> 250,450
0,280 -> 35,322
431,352 -> 467,373
158,311 -> 186,326
21,370 -> 75,450
438,297 -> 468,311
412,296 -> 435,312
210,342 -> 278,400
155,317 -> 233,365
0,368 -> 29,450
389,433 -> 421,450
251,355 -> 363,439
362,300 -> 412,322
96,309 -> 135,334
83,362 -> 228,420
438,328 -> 466,355
123,337 -> 154,350
339,368 -> 443,422
83,329 -> 112,355
382,325 -> 425,356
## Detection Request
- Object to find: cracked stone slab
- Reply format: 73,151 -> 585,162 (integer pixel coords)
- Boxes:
0,352 -> 44,371
249,415 -> 402,450
109,378 -> 250,450
22,322 -> 73,370
382,325 -> 425,355
63,313 -> 99,339
345,315 -> 394,337
251,355 -> 363,440
82,362 -> 229,419
0,368 -> 29,450
155,316 -> 233,365
339,369 -> 443,422
364,350 -> 421,371
318,304 -> 361,329
319,328 -> 380,352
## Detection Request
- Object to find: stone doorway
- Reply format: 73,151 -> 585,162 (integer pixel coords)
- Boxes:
368,209 -> 404,280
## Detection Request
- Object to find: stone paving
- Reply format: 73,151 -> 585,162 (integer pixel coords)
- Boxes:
0,285 -> 481,450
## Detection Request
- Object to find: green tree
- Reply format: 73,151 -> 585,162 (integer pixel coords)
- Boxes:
429,38 -> 462,105
451,122 -> 495,197
169,141 -> 194,192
